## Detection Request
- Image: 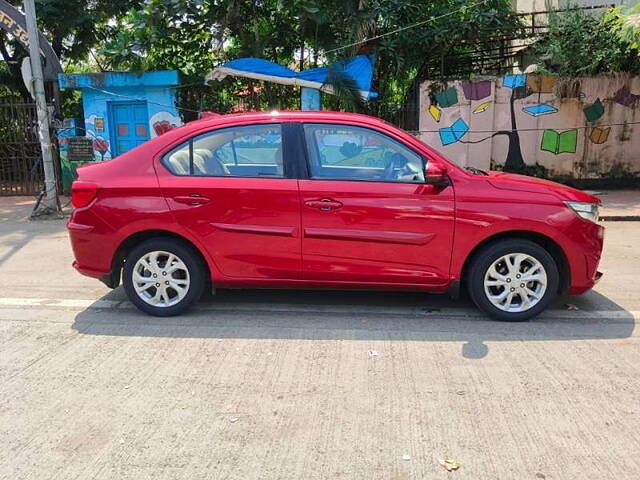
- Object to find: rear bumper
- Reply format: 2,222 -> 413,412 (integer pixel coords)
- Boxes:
68,211 -> 118,284
72,260 -> 107,279
72,260 -> 119,288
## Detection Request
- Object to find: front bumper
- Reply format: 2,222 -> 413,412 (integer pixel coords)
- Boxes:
569,269 -> 603,295
566,221 -> 605,295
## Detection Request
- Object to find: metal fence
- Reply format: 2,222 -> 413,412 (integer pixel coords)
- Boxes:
0,97 -> 58,196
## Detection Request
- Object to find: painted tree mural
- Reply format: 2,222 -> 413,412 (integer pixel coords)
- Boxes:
433,75 -> 530,171
496,76 -> 530,171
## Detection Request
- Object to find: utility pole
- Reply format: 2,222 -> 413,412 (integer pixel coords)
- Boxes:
24,0 -> 58,213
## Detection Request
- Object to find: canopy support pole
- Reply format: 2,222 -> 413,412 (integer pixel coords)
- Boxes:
300,87 -> 321,111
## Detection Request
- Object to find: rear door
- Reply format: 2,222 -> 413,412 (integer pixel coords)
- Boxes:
156,122 -> 301,280
298,122 -> 455,286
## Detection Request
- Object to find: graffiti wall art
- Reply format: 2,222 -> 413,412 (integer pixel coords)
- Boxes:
439,118 -> 469,146
434,87 -> 458,108
462,80 -> 491,101
589,127 -> 611,144
420,73 -> 640,177
523,104 -> 558,116
149,111 -> 182,138
541,129 -> 578,155
583,98 -> 605,122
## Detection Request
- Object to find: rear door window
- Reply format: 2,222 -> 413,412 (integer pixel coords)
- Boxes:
162,124 -> 284,178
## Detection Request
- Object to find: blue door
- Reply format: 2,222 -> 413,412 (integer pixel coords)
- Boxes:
110,101 -> 150,156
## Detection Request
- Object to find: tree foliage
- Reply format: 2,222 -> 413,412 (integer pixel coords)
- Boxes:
7,0 -> 639,125
0,0 -> 138,98
606,4 -> 640,50
531,6 -> 640,77
92,0 -> 519,121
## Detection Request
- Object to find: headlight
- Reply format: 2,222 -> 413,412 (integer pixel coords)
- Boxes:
565,201 -> 599,223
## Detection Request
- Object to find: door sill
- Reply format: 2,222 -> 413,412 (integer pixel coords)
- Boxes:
214,277 -> 450,292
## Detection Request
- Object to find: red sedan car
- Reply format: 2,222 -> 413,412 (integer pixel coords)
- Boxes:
68,111 -> 603,320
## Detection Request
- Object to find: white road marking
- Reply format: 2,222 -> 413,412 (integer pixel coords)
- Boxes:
0,297 -> 119,309
0,296 -> 638,320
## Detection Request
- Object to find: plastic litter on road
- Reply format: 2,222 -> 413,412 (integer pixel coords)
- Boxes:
439,456 -> 461,471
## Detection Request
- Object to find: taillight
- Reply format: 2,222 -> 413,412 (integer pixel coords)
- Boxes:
71,182 -> 99,208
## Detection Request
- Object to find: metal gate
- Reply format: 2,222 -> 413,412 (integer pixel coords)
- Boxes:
0,97 -> 58,196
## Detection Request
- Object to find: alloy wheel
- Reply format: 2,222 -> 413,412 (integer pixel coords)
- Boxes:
483,253 -> 548,313
132,251 -> 190,308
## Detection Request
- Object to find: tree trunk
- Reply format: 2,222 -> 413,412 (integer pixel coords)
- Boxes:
502,88 -> 526,171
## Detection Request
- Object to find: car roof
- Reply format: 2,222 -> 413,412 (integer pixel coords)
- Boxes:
187,110 -> 395,130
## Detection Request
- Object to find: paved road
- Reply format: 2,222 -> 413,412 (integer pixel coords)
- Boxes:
1,200 -> 639,479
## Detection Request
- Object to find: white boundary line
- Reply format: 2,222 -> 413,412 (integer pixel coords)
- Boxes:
0,297 -> 638,319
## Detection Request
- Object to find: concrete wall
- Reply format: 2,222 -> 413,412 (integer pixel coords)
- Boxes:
418,74 -> 640,179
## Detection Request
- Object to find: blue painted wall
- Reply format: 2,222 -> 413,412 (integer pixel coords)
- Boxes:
58,71 -> 182,161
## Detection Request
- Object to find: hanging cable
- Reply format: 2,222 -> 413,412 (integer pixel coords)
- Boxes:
407,121 -> 640,135
324,0 -> 491,55
83,85 -> 201,114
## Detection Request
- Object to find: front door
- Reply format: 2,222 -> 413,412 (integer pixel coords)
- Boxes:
110,101 -> 150,156
298,123 -> 455,286
156,122 -> 301,280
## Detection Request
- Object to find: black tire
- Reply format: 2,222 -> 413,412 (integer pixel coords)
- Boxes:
467,239 -> 559,321
123,238 -> 206,317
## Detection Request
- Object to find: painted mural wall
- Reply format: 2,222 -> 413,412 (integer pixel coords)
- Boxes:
418,74 -> 640,179
82,86 -> 182,161
57,71 -> 183,192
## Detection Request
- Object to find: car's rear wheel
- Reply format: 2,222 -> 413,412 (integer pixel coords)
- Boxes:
467,239 -> 559,321
123,239 -> 205,316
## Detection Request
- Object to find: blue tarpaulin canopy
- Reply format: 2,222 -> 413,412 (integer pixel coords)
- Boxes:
206,55 -> 378,101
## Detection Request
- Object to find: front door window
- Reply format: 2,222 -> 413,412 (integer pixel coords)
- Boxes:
304,124 -> 425,183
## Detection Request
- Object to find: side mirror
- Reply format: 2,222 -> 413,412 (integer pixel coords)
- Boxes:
425,161 -> 449,186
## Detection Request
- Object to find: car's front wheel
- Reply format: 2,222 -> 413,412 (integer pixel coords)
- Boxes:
123,239 -> 206,316
467,239 -> 559,321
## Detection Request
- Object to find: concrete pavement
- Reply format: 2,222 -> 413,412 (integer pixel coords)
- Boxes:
1,196 -> 639,479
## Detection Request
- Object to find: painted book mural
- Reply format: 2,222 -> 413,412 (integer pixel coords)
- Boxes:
419,75 -> 640,179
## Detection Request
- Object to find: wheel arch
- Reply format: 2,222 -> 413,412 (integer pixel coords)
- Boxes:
459,230 -> 571,294
105,229 -> 212,289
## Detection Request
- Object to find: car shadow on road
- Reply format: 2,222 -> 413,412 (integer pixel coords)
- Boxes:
72,287 -> 636,359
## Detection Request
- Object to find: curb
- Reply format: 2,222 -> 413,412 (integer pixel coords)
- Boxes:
600,216 -> 640,222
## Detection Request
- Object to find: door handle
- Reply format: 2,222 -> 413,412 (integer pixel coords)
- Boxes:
173,194 -> 210,206
305,198 -> 343,211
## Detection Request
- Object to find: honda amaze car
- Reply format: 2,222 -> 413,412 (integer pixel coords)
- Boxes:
68,111 -> 603,320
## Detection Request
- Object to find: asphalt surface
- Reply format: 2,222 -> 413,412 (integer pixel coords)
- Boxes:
1,199 -> 639,479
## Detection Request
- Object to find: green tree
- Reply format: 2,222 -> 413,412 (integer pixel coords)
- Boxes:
322,0 -> 519,121
0,0 -> 138,99
606,4 -> 640,50
531,6 -> 640,77
98,0 -> 520,121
